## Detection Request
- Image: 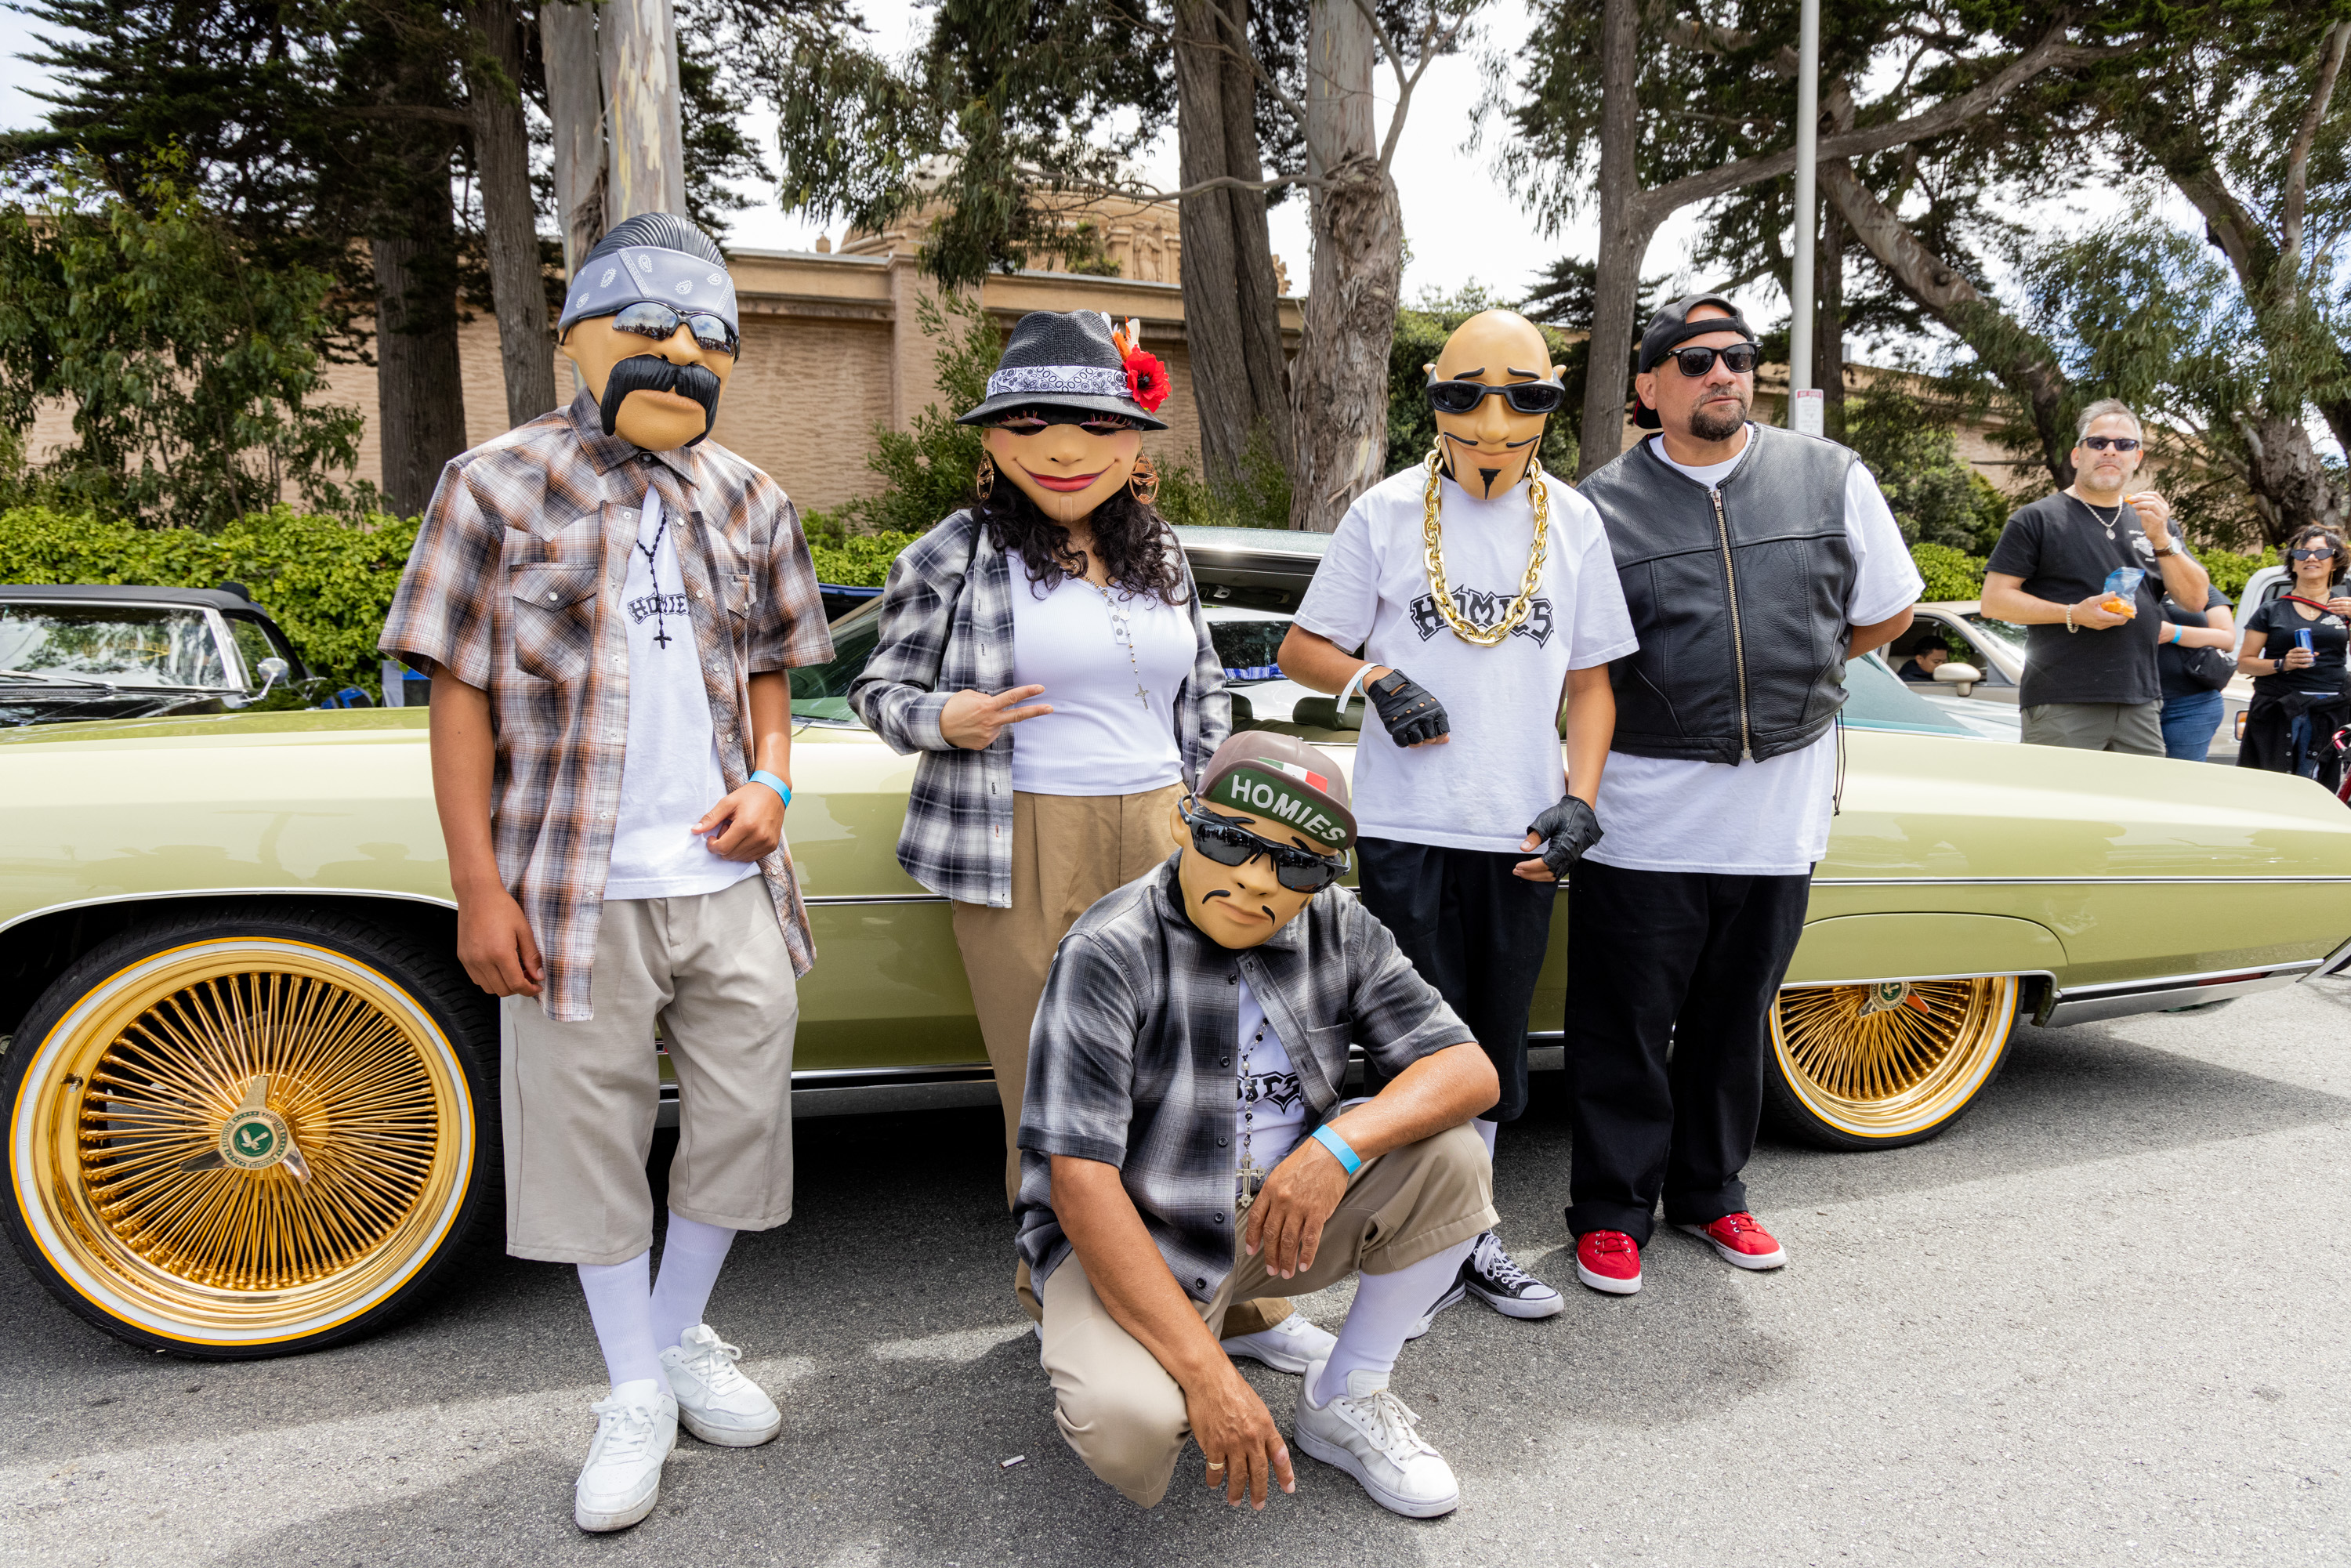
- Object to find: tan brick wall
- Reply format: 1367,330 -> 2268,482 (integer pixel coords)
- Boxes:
704,313 -> 896,516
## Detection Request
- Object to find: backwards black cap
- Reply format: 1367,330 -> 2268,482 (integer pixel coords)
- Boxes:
1632,292 -> 1757,429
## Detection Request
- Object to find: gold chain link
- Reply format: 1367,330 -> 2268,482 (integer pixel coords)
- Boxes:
1418,447 -> 1549,648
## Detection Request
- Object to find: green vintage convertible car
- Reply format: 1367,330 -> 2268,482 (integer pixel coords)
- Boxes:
5,524 -> 2349,1359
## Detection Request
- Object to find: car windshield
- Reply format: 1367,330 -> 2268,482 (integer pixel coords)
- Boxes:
1960,612 -> 2030,662
0,603 -> 230,690
1839,652 -> 1982,737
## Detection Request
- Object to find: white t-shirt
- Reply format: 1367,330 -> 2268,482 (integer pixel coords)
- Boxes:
1584,429 -> 1924,877
1235,976 -> 1309,1190
1293,467 -> 1640,853
1007,553 -> 1194,796
603,491 -> 759,901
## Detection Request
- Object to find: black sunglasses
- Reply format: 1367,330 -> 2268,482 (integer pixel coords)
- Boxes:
2080,435 -> 2141,452
1665,344 -> 1759,377
610,301 -> 741,357
1425,378 -> 1567,416
1179,797 -> 1349,893
2288,545 -> 2342,561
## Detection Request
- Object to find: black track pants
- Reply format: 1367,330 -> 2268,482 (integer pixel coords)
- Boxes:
1563,858 -> 1809,1244
1356,836 -> 1558,1123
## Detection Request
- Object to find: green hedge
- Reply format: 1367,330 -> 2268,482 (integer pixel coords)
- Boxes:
1908,540 -> 2276,605
808,531 -> 921,588
0,505 -> 418,699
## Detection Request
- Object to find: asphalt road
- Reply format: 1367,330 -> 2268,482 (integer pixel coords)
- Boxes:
5,978 -> 2348,1568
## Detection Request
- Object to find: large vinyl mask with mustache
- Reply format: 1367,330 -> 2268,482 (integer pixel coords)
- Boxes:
556,215 -> 740,453
561,317 -> 734,452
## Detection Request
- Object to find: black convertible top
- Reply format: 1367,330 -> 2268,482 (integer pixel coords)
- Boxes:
0,583 -> 266,612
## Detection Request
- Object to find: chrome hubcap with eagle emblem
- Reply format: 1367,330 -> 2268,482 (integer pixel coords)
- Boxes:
1770,976 -> 2021,1141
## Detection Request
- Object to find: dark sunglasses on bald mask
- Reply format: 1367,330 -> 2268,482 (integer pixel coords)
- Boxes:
1425,377 -> 1567,415
1665,344 -> 1759,377
606,301 -> 741,358
1179,795 -> 1349,893
2079,436 -> 2141,453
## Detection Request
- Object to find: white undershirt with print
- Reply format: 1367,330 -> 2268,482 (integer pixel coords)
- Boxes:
1234,976 -> 1310,1197
603,489 -> 759,900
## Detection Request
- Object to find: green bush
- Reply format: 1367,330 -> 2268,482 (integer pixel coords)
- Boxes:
808,530 -> 922,587
0,504 -> 418,697
1910,541 -> 1988,602
2202,547 -> 2273,601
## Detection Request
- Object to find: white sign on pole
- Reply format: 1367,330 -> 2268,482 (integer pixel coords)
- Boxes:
1791,386 -> 1826,436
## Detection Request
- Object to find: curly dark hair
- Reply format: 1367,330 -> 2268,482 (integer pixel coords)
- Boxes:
976,474 -> 1189,607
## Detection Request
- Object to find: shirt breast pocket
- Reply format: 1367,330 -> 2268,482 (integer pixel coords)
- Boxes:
509,562 -> 601,684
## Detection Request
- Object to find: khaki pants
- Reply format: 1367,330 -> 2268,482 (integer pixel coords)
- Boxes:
2021,701 -> 2164,755
502,875 -> 799,1265
1038,1121 -> 1497,1508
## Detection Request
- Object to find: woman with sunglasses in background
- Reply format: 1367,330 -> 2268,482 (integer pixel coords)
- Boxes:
848,311 -> 1318,1367
2235,527 -> 2351,791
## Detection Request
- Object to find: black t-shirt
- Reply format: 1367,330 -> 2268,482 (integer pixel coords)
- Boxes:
2157,585 -> 2232,699
1985,494 -> 2175,706
2241,592 -> 2349,701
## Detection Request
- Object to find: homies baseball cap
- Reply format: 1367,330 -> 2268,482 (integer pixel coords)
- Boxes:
1197,733 -> 1357,851
1634,292 -> 1758,429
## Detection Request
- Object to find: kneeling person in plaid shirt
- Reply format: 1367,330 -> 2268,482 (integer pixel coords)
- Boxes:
379,212 -> 834,1535
1017,733 -> 1499,1518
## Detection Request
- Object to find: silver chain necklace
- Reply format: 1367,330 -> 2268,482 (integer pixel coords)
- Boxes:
2071,492 -> 2125,541
1081,578 -> 1152,709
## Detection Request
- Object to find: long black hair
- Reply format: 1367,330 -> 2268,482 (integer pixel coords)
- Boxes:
976,453 -> 1188,607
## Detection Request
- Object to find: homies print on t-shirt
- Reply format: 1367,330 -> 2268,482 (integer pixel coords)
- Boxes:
629,590 -> 689,627
1410,586 -> 1555,645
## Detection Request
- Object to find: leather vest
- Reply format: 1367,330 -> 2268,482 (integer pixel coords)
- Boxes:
1578,425 -> 1858,764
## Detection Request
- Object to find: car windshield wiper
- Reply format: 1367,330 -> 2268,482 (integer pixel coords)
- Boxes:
0,667 -> 119,690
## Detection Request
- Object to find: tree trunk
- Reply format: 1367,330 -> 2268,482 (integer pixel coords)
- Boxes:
1578,0 -> 1647,478
1172,0 -> 1293,488
1819,159 -> 2074,488
1813,194 -> 1845,436
1289,0 -> 1394,531
2241,410 -> 2351,542
467,0 -> 557,427
373,176 -> 470,516
601,0 -> 686,221
542,0 -> 605,268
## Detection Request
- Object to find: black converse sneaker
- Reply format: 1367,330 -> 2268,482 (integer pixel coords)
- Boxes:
1459,1230 -> 1564,1319
1404,1276 -> 1465,1341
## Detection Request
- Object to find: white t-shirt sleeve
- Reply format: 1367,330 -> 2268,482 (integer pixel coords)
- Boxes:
1561,490 -> 1640,669
1291,502 -> 1380,651
1845,461 -> 1927,628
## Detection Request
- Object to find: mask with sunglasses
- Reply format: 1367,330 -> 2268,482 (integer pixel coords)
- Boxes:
1180,796 -> 1350,893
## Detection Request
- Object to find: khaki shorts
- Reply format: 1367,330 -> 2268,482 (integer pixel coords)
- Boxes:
1037,1121 -> 1495,1508
502,874 -> 799,1265
2021,701 -> 2164,755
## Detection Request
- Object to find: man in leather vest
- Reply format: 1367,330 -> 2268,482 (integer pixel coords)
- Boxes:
1565,296 -> 1922,1296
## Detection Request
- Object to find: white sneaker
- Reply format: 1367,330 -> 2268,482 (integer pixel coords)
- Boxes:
1221,1311 -> 1337,1375
660,1324 -> 783,1447
1293,1358 -> 1461,1518
574,1380 -> 677,1533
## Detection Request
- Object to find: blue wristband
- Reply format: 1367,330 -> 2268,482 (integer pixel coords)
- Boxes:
747,770 -> 792,808
1310,1124 -> 1361,1174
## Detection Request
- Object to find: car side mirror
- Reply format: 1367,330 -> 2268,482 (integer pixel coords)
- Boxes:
1933,661 -> 1982,697
255,657 -> 289,695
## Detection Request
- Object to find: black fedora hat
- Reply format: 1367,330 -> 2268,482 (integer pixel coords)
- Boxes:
955,310 -> 1169,430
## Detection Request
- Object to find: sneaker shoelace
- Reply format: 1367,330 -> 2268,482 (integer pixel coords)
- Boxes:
1712,1214 -> 1762,1240
1474,1237 -> 1538,1292
678,1334 -> 750,1394
1585,1232 -> 1637,1259
589,1395 -> 661,1461
1346,1389 -> 1438,1463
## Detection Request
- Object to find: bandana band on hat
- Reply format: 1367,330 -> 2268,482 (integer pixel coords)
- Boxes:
560,247 -> 741,335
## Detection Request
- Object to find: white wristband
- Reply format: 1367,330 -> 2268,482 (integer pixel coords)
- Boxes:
1336,663 -> 1378,714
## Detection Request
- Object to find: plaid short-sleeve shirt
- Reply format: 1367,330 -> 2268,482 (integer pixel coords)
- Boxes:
379,391 -> 835,1021
1013,856 -> 1473,1298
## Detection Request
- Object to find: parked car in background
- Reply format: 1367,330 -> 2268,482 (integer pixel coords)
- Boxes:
5,527 -> 2348,1360
1906,598 -> 2251,762
0,584 -> 364,726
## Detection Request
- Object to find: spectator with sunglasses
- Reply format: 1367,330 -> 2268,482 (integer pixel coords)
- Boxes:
2234,526 -> 2351,790
1982,400 -> 2212,755
849,311 -> 1317,1367
1569,294 -> 1923,1297
1017,731 -> 1500,1518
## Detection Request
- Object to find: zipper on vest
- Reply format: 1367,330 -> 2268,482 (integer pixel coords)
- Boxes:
1709,486 -> 1753,761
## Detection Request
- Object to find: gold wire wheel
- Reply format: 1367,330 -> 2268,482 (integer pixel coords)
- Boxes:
1770,976 -> 2020,1142
12,938 -> 473,1349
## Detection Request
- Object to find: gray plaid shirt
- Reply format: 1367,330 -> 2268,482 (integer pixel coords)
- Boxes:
846,510 -> 1229,907
1014,856 -> 1473,1298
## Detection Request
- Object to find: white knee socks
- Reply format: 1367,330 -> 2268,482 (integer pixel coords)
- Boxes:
577,1251 -> 668,1396
649,1212 -> 737,1350
1310,1236 -> 1477,1408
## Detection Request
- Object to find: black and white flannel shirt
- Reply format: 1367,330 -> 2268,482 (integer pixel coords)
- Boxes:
1014,855 -> 1473,1299
846,509 -> 1230,908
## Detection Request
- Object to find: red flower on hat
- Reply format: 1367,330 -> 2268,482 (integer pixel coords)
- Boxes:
1125,348 -> 1170,413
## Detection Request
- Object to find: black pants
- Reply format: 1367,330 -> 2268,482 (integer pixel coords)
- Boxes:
1563,858 -> 1809,1244
1356,837 -> 1556,1123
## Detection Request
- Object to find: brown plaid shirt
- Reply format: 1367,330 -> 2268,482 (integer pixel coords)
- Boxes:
380,390 -> 835,1020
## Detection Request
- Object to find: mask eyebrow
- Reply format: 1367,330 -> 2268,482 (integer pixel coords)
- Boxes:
1438,366 -> 1485,380
1505,367 -> 1547,379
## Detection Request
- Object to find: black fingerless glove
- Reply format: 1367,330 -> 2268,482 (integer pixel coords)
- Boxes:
1367,668 -> 1450,747
1526,794 -> 1603,878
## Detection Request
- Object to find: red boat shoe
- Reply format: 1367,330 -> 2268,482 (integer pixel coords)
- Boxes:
1574,1230 -> 1642,1295
1678,1212 -> 1786,1270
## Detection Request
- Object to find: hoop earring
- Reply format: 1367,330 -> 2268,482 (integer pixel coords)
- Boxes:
1127,455 -> 1160,507
976,449 -> 996,502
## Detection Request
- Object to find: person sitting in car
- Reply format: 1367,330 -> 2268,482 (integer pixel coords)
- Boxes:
1018,732 -> 1498,1519
1896,636 -> 1949,683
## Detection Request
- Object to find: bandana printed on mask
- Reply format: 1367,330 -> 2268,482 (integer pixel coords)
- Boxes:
1207,762 -> 1351,849
559,247 -> 741,336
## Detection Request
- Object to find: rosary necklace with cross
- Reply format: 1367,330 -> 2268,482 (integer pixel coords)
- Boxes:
637,502 -> 675,649
1234,1014 -> 1270,1212
1084,579 -> 1152,708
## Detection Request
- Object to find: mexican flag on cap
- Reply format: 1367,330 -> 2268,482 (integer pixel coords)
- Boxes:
1198,731 -> 1358,850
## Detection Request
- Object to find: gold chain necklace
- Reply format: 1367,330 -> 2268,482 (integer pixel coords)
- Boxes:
1419,447 -> 1550,647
